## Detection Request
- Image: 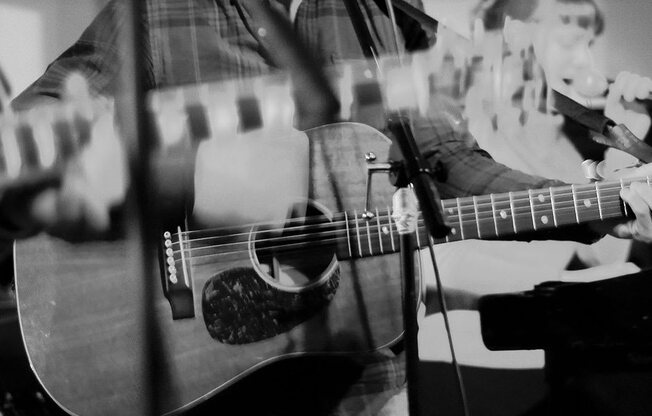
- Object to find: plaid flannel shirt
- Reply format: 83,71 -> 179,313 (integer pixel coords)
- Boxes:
15,0 -> 578,201
13,1 -> 599,415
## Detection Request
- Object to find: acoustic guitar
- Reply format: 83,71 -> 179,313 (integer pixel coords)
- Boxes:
7,34 -> 650,415
14,118 -> 649,415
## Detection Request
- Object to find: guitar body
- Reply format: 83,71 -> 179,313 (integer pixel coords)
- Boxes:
15,123 -> 411,415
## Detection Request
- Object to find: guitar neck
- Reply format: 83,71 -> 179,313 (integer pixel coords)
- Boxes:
335,178 -> 645,260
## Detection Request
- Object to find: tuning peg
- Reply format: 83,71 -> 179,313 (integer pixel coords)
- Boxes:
581,159 -> 604,182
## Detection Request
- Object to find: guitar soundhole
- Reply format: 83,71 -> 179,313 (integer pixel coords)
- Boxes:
201,202 -> 341,344
252,202 -> 338,292
202,267 -> 339,344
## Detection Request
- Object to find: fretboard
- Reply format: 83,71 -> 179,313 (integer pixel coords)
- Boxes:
335,178 -> 647,260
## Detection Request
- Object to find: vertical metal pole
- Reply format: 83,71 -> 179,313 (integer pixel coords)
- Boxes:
118,1 -> 166,414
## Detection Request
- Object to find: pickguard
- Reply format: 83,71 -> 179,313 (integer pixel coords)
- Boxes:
201,266 -> 340,344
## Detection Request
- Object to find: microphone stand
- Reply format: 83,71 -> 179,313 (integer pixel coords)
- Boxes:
386,116 -> 450,416
120,1 -> 166,414
343,2 -> 449,415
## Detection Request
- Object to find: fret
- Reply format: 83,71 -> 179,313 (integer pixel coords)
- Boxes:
549,187 -> 558,227
354,210 -> 363,257
620,178 -> 629,217
491,193 -> 514,236
592,182 -> 624,219
365,216 -> 373,256
508,192 -> 517,233
571,184 -> 580,224
528,190 -> 537,231
472,196 -> 482,238
387,206 -> 396,252
529,188 -> 555,230
441,199 -> 461,241
376,208 -> 384,255
457,196 -> 481,239
573,184 -> 602,223
490,193 -> 499,236
550,185 -> 579,227
343,211 -> 353,258
552,185 -> 573,226
511,190 -> 536,233
474,194 -> 497,238
595,182 -> 604,220
440,200 -> 450,242
553,186 -> 578,225
456,198 -> 465,240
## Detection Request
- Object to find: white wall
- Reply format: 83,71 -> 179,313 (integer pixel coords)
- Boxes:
0,0 -> 107,99
598,0 -> 652,78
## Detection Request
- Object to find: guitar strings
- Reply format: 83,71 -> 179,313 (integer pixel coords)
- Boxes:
169,186 -> 628,250
168,200 -> 627,263
173,197 -> 627,250
165,174 -> 640,253
173,178 -> 639,240
170,199 -> 623,256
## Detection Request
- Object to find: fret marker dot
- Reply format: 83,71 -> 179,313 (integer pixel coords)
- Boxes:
538,194 -> 545,203
381,226 -> 389,235
450,228 -> 457,235
584,199 -> 592,208
541,215 -> 549,224
448,208 -> 455,214
500,210 -> 507,219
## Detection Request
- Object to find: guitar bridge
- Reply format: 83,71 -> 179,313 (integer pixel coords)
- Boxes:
161,227 -> 195,319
